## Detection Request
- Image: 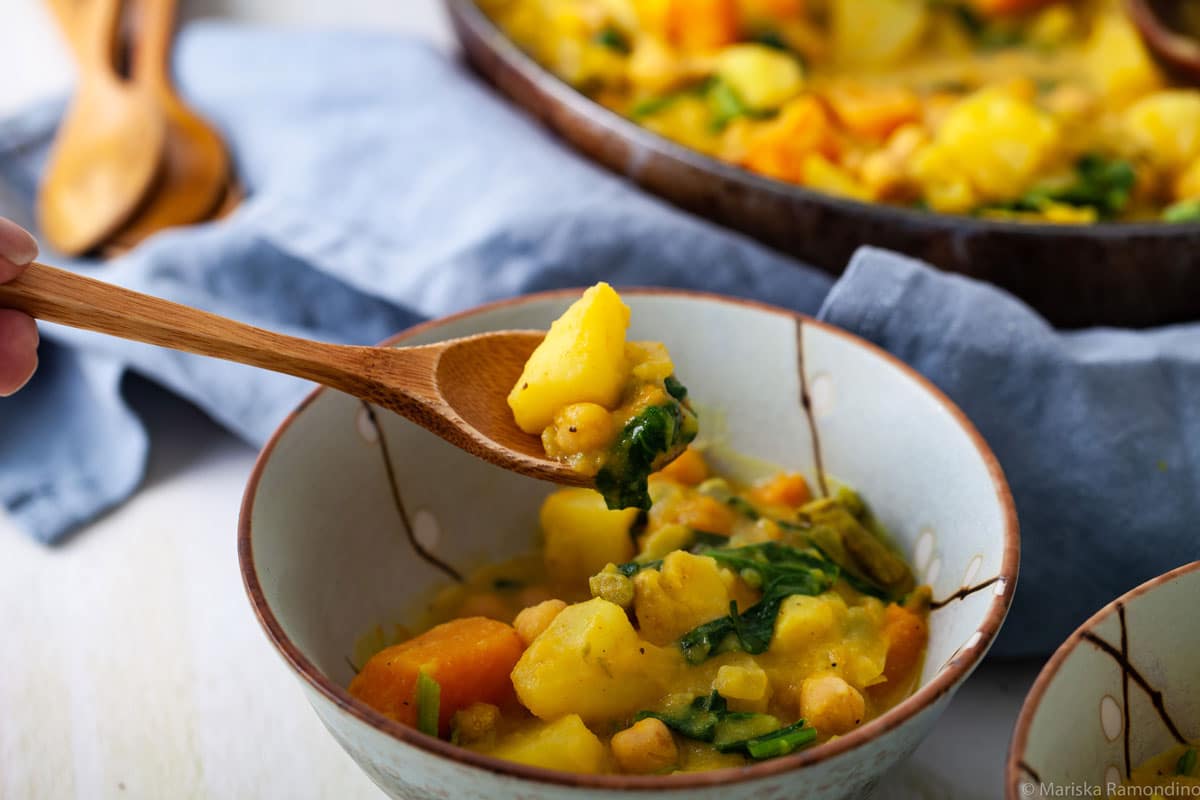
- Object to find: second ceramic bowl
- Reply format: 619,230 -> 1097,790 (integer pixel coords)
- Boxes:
241,289 -> 1019,800
1008,562 -> 1200,799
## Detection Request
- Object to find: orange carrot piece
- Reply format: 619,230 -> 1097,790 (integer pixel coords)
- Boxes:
879,603 -> 928,686
750,472 -> 812,508
656,447 -> 710,486
675,494 -> 738,535
826,85 -> 922,141
667,0 -> 739,50
744,97 -> 835,183
349,617 -> 525,737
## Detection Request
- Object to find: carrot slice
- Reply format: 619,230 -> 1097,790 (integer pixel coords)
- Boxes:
349,617 -> 525,737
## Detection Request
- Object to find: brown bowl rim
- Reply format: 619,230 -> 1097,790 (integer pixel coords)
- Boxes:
239,287 -> 1020,790
1004,559 -> 1200,799
444,0 -> 1200,240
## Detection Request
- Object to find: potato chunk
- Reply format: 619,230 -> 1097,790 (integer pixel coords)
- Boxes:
541,489 -> 638,587
715,44 -> 804,111
831,0 -> 928,68
486,715 -> 607,773
511,598 -> 669,722
508,283 -> 631,435
633,551 -> 736,645
1125,91 -> 1200,171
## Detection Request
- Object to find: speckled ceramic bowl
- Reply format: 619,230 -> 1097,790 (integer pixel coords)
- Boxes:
1007,562 -> 1200,799
240,289 -> 1019,800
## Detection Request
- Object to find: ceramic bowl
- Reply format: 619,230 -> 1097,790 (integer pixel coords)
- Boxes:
442,0 -> 1200,329
240,289 -> 1019,800
1007,562 -> 1200,799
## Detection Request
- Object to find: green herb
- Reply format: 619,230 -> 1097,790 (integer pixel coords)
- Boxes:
741,720 -> 819,759
664,375 -> 688,402
751,29 -> 790,51
616,559 -> 663,577
631,95 -> 678,119
416,670 -> 441,738
690,530 -> 731,550
727,496 -> 761,520
636,692 -> 817,760
933,2 -> 1023,49
984,155 -> 1136,218
596,400 -> 699,510
1178,748 -> 1197,777
1164,198 -> 1200,223
706,80 -> 776,132
678,542 -> 839,663
594,26 -> 631,54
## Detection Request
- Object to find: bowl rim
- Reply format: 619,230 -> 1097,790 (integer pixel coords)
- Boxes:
239,287 -> 1020,790
443,0 -> 1200,240
1004,560 -> 1200,798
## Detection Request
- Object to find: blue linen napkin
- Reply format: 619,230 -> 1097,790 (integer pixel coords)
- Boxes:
1,23 -> 1196,657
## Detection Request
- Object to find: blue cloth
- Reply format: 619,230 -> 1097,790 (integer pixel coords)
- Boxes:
0,24 -> 1196,657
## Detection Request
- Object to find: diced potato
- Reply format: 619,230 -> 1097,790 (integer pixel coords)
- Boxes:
628,34 -> 684,93
508,283 -> 631,435
1125,91 -> 1200,171
802,154 -> 871,201
772,593 -> 844,654
800,674 -> 866,735
541,489 -> 638,587
914,88 -> 1059,205
611,717 -> 679,774
1085,14 -> 1163,104
634,551 -> 735,645
1176,158 -> 1200,201
714,663 -> 769,702
514,599 -> 568,646
511,598 -> 670,722
637,522 -> 694,560
486,715 -> 607,773
715,44 -> 805,111
831,0 -> 928,68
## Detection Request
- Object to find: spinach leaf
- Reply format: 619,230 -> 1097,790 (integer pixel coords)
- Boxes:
706,80 -> 777,132
594,26 -> 631,54
664,375 -> 689,401
678,542 -> 838,663
1178,748 -> 1197,777
615,559 -> 663,577
635,691 -> 817,760
596,400 -> 699,510
1164,198 -> 1200,223
984,155 -> 1135,218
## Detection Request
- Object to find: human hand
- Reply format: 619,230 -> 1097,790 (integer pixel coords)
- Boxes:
0,217 -> 39,396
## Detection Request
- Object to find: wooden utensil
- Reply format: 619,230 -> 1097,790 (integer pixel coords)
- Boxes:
38,0 -> 167,256
0,263 -> 588,488
1128,0 -> 1200,85
111,0 -> 232,247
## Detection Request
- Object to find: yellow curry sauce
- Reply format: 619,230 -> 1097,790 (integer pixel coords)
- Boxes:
478,0 -> 1200,223
347,285 -> 931,775
1125,744 -> 1200,797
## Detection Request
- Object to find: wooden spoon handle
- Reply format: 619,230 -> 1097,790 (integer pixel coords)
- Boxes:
46,0 -> 123,71
0,263 -> 385,398
131,0 -> 178,89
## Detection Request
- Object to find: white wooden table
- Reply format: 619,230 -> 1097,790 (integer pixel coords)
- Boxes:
0,2 -> 1043,797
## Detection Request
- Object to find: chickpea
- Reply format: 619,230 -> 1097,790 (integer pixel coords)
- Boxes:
588,567 -> 635,608
800,675 -> 866,736
551,403 -> 615,455
611,718 -> 678,774
451,702 -> 500,745
513,599 -> 568,646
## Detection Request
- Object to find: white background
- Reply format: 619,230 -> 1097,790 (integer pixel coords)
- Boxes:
0,1 -> 1041,797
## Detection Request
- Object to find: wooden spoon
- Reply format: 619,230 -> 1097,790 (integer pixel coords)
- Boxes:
110,0 -> 232,247
1128,0 -> 1200,84
0,263 -> 589,487
38,0 -> 167,256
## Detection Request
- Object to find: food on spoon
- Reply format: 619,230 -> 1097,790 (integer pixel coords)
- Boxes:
508,282 -> 698,509
479,0 -> 1200,223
